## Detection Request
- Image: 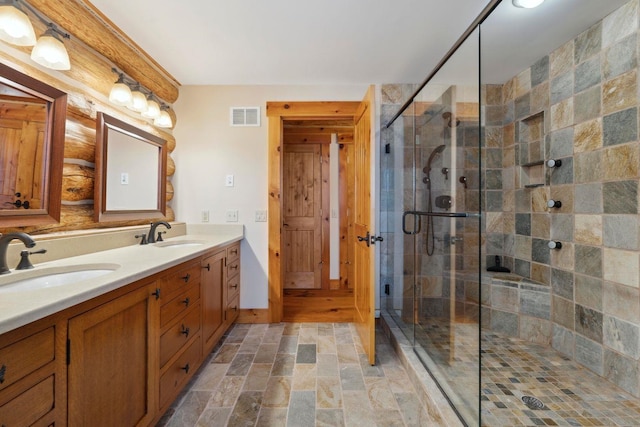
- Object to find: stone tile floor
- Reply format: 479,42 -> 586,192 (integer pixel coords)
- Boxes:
158,323 -> 430,426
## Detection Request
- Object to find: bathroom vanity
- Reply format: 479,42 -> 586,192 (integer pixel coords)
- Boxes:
0,227 -> 242,426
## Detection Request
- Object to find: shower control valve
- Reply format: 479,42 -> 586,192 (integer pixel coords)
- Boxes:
548,241 -> 562,250
547,199 -> 562,208
546,159 -> 562,168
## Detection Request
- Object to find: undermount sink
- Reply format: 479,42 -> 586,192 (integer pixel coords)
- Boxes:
154,240 -> 205,248
0,264 -> 120,293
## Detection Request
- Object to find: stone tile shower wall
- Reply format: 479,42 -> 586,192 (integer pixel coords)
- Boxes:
483,0 -> 640,397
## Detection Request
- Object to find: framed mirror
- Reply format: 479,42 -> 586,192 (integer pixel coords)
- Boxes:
0,63 -> 67,227
94,112 -> 167,222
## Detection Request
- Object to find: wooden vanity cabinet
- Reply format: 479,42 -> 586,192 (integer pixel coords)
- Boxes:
67,282 -> 159,427
0,239 -> 242,427
201,250 -> 226,355
0,317 -> 63,427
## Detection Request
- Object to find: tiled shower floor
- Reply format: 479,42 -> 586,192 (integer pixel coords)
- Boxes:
415,318 -> 640,426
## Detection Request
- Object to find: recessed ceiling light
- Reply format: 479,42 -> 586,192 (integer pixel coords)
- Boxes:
512,0 -> 545,8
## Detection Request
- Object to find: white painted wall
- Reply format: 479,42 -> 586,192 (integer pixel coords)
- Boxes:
173,85 -> 369,308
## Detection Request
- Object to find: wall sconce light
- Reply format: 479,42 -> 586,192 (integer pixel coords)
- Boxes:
128,84 -> 148,113
154,104 -> 173,128
512,0 -> 545,8
109,69 -> 133,107
30,23 -> 70,70
142,93 -> 161,119
0,0 -> 36,46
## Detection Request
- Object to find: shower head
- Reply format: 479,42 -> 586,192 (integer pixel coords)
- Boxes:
423,144 -> 446,175
442,111 -> 460,128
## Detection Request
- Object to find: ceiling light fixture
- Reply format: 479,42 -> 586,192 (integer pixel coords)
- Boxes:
154,104 -> 173,128
0,0 -> 35,46
512,0 -> 545,8
30,23 -> 70,70
109,70 -> 133,107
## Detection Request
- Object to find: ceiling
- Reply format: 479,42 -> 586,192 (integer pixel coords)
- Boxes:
88,0 -> 629,86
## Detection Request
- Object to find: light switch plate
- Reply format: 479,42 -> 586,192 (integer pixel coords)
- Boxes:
225,209 -> 239,222
255,210 -> 267,222
120,172 -> 129,185
201,210 -> 209,222
225,175 -> 234,187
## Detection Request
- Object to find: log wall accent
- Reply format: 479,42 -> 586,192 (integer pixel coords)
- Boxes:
0,1 -> 179,235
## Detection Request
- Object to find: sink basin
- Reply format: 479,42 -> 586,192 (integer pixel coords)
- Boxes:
154,240 -> 205,248
0,263 -> 120,293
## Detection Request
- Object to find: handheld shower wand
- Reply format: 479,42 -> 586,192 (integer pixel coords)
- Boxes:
422,144 -> 446,255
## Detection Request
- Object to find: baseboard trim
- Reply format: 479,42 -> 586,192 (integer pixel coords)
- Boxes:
236,309 -> 270,324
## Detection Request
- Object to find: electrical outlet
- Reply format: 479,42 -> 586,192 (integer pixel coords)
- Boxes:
255,210 -> 267,222
225,209 -> 238,222
225,175 -> 234,187
201,210 -> 209,223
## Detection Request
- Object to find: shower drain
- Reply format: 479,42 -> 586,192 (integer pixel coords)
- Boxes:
521,395 -> 546,410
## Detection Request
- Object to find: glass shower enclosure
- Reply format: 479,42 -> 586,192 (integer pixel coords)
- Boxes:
380,28 -> 482,425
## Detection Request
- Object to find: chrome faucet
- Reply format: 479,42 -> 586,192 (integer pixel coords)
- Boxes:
148,221 -> 171,244
0,232 -> 36,274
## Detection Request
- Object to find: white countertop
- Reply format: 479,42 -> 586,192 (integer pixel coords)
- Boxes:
0,230 -> 243,335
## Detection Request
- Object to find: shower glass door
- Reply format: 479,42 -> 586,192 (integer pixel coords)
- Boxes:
383,28 -> 482,425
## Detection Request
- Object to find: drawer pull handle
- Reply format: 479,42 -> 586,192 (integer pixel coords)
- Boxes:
0,364 -> 6,384
229,265 -> 238,270
182,297 -> 190,307
180,325 -> 190,337
181,273 -> 191,283
233,306 -> 238,311
181,363 -> 190,374
231,284 -> 238,289
152,288 -> 161,300
203,263 -> 210,271
230,249 -> 238,255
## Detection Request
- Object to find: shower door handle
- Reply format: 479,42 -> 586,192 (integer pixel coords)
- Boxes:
402,210 -> 481,235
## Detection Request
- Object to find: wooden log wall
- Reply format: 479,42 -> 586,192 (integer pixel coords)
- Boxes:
0,0 -> 180,235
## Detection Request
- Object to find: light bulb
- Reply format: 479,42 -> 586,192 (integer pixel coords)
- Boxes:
154,108 -> 172,128
142,97 -> 160,119
0,3 -> 36,46
31,29 -> 70,70
109,80 -> 132,107
512,0 -> 545,8
129,87 -> 148,113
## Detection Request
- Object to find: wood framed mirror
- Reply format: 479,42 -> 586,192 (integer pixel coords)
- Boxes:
0,63 -> 67,227
94,112 -> 167,222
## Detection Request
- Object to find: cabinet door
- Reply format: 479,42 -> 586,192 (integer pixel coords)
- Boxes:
67,284 -> 157,427
201,251 -> 225,354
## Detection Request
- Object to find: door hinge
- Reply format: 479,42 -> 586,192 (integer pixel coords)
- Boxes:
66,339 -> 71,365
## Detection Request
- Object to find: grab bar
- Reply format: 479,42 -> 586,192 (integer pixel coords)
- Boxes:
402,210 -> 481,235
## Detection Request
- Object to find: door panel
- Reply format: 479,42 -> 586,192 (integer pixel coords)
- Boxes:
283,144 -> 322,289
353,86 -> 375,365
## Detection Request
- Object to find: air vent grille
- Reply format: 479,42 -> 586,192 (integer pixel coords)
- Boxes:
230,107 -> 260,127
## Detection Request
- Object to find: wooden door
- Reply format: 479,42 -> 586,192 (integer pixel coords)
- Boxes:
353,86 -> 376,365
67,284 -> 157,427
283,143 -> 323,289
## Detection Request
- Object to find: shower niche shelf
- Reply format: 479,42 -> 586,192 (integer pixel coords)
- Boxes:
517,111 -> 547,188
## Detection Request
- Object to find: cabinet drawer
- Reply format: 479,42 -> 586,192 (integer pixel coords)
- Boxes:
0,375 -> 54,426
225,294 -> 240,324
160,281 -> 200,328
226,258 -> 240,279
160,336 -> 201,407
0,327 -> 54,392
226,243 -> 240,263
158,262 -> 201,302
160,305 -> 201,367
227,274 -> 240,304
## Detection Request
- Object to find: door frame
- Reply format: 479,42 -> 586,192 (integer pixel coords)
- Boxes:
266,101 -> 360,323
